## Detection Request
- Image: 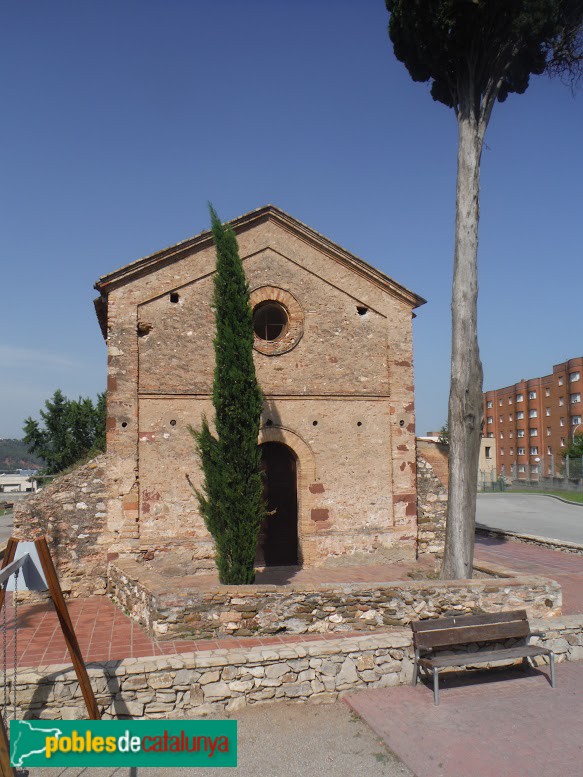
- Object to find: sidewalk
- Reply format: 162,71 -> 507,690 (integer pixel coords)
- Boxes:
345,659 -> 583,777
475,535 -> 583,613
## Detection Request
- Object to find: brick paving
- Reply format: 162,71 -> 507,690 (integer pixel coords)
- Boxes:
475,535 -> 583,614
345,660 -> 583,777
1,596 -> 367,669
0,558 -> 437,669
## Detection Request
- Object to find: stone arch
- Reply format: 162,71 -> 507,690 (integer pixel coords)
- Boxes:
259,425 -> 316,481
258,425 -> 317,566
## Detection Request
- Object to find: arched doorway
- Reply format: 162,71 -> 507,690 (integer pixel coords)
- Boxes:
258,442 -> 298,566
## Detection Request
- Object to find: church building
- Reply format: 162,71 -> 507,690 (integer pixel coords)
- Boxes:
93,206 -> 426,568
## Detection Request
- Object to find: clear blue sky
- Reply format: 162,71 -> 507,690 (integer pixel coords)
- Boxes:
1,1 -> 581,439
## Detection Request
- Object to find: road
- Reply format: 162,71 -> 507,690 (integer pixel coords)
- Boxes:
476,493 -> 583,544
0,509 -> 12,544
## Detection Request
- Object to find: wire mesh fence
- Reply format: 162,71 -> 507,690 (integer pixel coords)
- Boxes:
480,455 -> 583,493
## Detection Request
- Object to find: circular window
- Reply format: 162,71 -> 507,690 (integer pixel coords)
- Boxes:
253,302 -> 288,341
250,286 -> 304,356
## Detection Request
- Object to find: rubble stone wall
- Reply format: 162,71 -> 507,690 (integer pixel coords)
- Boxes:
109,558 -> 561,640
9,615 -> 582,720
416,441 -> 448,555
12,455 -> 111,596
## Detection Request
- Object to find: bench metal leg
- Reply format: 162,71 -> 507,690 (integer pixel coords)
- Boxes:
412,651 -> 419,687
550,653 -> 556,689
433,668 -> 439,706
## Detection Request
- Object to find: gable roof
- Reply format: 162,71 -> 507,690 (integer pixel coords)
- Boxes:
93,205 -> 426,337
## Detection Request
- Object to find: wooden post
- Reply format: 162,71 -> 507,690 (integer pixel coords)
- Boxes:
0,540 -> 18,615
0,541 -> 19,777
0,535 -> 101,774
34,537 -> 101,720
0,716 -> 15,777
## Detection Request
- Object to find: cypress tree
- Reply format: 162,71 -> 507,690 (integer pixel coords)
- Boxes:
190,205 -> 264,584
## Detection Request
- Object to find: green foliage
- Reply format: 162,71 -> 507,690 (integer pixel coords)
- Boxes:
0,439 -> 44,471
23,389 -> 106,475
562,432 -> 583,458
387,1 -> 583,115
438,422 -> 449,446
190,205 -> 264,585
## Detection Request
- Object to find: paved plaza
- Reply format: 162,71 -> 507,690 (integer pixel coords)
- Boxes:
345,659 -> 583,777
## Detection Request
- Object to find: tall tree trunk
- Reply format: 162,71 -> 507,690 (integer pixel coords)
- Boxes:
442,109 -> 485,579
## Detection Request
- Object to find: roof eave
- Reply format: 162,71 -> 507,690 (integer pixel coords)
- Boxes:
93,204 -> 427,310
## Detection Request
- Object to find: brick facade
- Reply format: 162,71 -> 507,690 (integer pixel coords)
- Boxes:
483,357 -> 583,479
94,206 -> 426,568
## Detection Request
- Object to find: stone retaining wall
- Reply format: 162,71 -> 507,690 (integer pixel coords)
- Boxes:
7,616 -> 582,721
11,631 -> 412,720
109,558 -> 561,640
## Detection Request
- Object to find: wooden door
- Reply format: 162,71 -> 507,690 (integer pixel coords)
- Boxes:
259,443 -> 298,566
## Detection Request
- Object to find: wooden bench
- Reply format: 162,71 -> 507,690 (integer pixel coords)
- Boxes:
411,609 -> 555,705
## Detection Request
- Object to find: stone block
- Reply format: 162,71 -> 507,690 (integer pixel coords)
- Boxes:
173,669 -> 195,686
281,681 -> 312,698
374,672 -> 401,688
123,676 -> 148,691
189,686 -> 204,705
356,655 -> 374,671
336,657 -> 359,689
320,660 -> 340,677
228,680 -> 254,693
249,688 -> 276,701
199,670 -> 221,685
359,670 -> 380,683
264,663 -> 291,679
109,700 -> 144,717
202,682 -> 231,702
148,672 -> 175,689
60,707 -> 86,720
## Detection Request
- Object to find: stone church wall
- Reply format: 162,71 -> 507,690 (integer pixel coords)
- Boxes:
103,216 -> 420,566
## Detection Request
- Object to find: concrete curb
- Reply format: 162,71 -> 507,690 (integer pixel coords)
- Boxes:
481,491 -> 583,507
476,523 -> 583,554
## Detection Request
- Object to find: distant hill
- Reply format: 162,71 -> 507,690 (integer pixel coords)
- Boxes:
0,439 -> 44,471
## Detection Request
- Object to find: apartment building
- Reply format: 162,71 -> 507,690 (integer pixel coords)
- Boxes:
483,357 -> 583,479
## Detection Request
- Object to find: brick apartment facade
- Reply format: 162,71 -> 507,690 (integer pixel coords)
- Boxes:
483,357 -> 583,479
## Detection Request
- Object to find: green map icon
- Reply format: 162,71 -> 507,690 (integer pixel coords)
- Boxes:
10,719 -> 237,768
